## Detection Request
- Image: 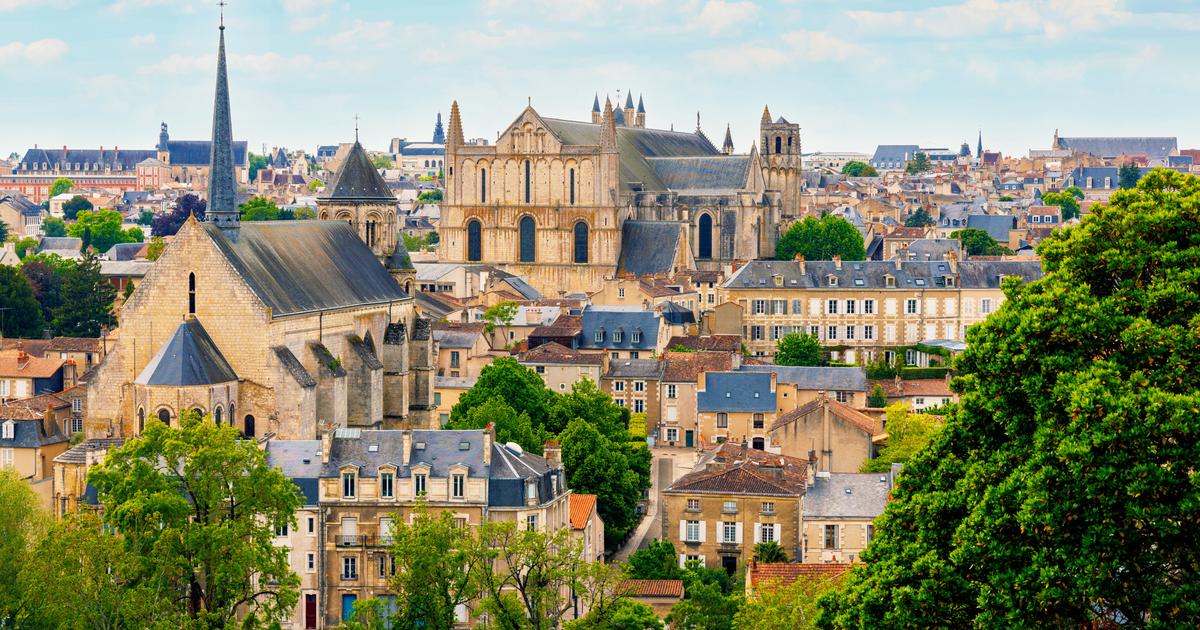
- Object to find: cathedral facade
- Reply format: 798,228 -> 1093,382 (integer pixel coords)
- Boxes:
439,94 -> 802,294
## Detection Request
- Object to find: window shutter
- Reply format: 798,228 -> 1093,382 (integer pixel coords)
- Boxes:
699,521 -> 707,543
679,554 -> 687,569
773,523 -> 782,544
735,522 -> 743,544
753,522 -> 761,544
679,521 -> 686,541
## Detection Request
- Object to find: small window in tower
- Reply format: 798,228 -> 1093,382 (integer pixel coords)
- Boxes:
775,136 -> 782,154
524,159 -> 531,203
188,272 -> 196,314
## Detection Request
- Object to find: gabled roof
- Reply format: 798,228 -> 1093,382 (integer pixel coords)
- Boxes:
320,141 -> 396,202
621,579 -> 683,598
662,351 -> 733,382
606,358 -> 663,379
1058,136 -> 1177,159
617,221 -> 681,277
698,371 -> 774,413
646,155 -> 751,193
804,472 -> 892,518
135,318 -> 237,387
771,396 -> 877,435
265,439 -> 321,505
0,393 -> 69,420
0,351 -> 65,379
522,341 -> 602,366
666,442 -> 807,497
569,493 -> 598,529
0,420 -> 67,448
578,307 -> 659,351
748,563 -> 850,589
740,365 -> 866,392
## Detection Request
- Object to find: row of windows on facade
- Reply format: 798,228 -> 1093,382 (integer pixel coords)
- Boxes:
337,470 -> 543,503
135,405 -> 256,437
464,218 -> 589,264
748,297 -> 994,317
681,518 -> 871,550
22,162 -> 126,172
475,164 -> 577,206
594,328 -> 642,344
746,322 -> 971,345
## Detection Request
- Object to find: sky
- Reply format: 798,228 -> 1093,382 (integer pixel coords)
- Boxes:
1,0 -> 1197,159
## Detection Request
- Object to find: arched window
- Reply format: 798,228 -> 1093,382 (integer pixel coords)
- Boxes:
188,272 -> 196,315
763,136 -> 768,153
519,216 -> 536,262
424,160 -> 430,168
157,408 -> 171,426
244,415 -> 256,438
573,221 -> 589,264
229,403 -> 235,426
569,168 -> 575,205
138,407 -> 145,433
698,213 -> 713,259
524,159 -> 531,203
775,136 -> 782,154
480,168 -> 487,203
788,136 -> 792,147
466,219 -> 482,262
214,406 -> 223,426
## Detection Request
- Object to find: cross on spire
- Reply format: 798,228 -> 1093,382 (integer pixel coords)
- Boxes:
354,114 -> 360,142
218,0 -> 225,29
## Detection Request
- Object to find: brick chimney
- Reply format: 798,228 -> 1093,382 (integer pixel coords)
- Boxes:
320,425 -> 334,464
543,440 -> 561,468
483,422 -> 494,465
43,403 -> 57,439
402,430 -> 412,466
16,351 -> 29,369
794,253 -> 805,274
833,255 -> 842,270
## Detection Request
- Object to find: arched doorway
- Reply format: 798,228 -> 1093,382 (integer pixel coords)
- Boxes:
244,415 -> 256,438
698,213 -> 713,259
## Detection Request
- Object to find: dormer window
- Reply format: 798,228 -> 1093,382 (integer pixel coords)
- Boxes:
631,329 -> 641,344
526,479 -> 537,501
773,274 -> 783,287
828,275 -> 838,287
1,421 -> 13,440
885,276 -> 896,288
594,329 -> 604,343
613,329 -> 623,343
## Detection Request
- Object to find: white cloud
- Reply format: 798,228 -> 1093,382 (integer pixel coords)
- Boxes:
687,0 -> 758,34
694,29 -> 864,72
129,33 -> 157,46
780,30 -> 866,61
108,0 -> 178,12
137,51 -> 313,76
0,0 -> 73,9
321,19 -> 417,48
847,0 -> 1127,40
0,38 -> 69,63
280,0 -> 327,32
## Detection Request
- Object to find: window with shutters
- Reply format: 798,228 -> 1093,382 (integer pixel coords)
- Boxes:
863,325 -> 875,340
772,299 -> 787,314
685,520 -> 701,542
845,300 -> 856,314
863,299 -> 875,314
760,523 -> 775,542
981,298 -> 994,314
827,299 -> 838,314
753,300 -> 766,315
906,299 -> 918,314
827,326 -> 838,340
722,522 -> 737,543
845,325 -> 855,340
792,299 -> 802,314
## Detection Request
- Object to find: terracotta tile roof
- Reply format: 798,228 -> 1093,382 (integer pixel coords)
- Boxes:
621,579 -> 684,598
884,226 -> 926,239
748,562 -> 851,588
569,493 -> 598,530
530,314 -> 582,338
666,442 -> 808,497
662,351 -> 733,382
0,350 -> 66,379
523,342 -> 603,366
772,395 -> 878,435
0,393 -> 69,420
0,339 -> 52,357
46,337 -> 103,353
872,378 -> 952,398
675,269 -> 721,284
665,335 -> 741,352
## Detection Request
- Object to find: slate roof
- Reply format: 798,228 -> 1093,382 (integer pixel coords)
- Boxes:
870,145 -> 920,165
432,325 -> 483,349
617,220 -> 682,277
52,437 -> 125,464
903,238 -> 962,262
646,156 -> 750,193
578,306 -> 659,351
498,276 -> 542,301
434,375 -> 477,390
606,358 -> 664,380
19,147 -> 156,171
740,365 -> 866,392
724,259 -> 1043,290
39,237 -> 82,253
666,442 -> 807,497
772,396 -> 877,435
0,393 -> 69,420
965,214 -> 1017,242
522,342 -> 603,366
103,242 -> 145,261
662,351 -> 733,382
320,141 -> 396,202
0,193 -> 41,216
540,117 -> 719,194
202,220 -> 410,318
0,420 -> 67,448
803,472 -> 892,518
135,318 -> 237,386
569,493 -> 598,529
1057,136 -> 1177,159
273,346 -> 316,388
387,238 -> 414,271
170,140 -> 249,166
265,439 -> 322,505
697,371 -> 774,413
322,429 -> 485,478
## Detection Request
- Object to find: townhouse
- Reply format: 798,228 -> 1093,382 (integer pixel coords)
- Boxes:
658,351 -> 737,449
695,371 -> 777,449
519,342 -> 604,393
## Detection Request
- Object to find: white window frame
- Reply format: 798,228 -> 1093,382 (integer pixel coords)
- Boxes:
452,474 -> 465,499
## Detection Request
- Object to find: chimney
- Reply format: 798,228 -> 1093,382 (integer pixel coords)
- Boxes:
16,351 -> 29,369
320,426 -> 334,464
62,145 -> 67,161
946,250 -> 958,273
894,252 -> 904,271
44,403 -> 57,439
402,430 -> 412,466
483,422 -> 494,464
794,253 -> 805,274
894,373 -> 903,394
833,255 -> 842,270
543,440 -> 561,469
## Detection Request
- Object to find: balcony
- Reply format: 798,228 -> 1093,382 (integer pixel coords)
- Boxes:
337,534 -> 365,547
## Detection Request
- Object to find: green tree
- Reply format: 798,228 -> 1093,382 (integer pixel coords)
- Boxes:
426,230 -> 440,245
903,207 -> 934,227
450,358 -> 554,431
566,597 -> 663,630
239,196 -> 281,221
49,177 -> 73,197
145,236 -> 166,261
776,215 -> 865,262
372,154 -> 394,169
20,256 -> 69,323
0,218 -> 8,242
1118,162 -> 1141,189
137,209 -> 155,226
904,152 -> 930,174
293,206 -> 317,220
1063,185 -> 1084,200
859,403 -> 941,473
735,570 -> 844,630
0,265 -> 44,337
821,168 -> 1200,628
998,195 -> 1014,202
67,209 -> 142,253
774,332 -> 822,367
384,503 -> 481,630
0,469 -> 48,625
951,228 -> 1011,256
560,418 -> 647,547
667,581 -> 740,630
307,179 -> 324,191
445,397 -> 551,455
1040,190 -> 1081,220
417,189 -> 444,204
19,510 -> 173,629
247,152 -> 268,181
628,539 -> 681,581
840,161 -> 877,177
41,216 -> 67,237
403,232 -> 427,252
88,413 -> 302,627
549,377 -> 629,437
482,300 -> 519,346
753,541 -> 789,563
14,236 -> 38,259
51,253 -> 116,337
866,384 -> 888,408
61,195 -> 93,220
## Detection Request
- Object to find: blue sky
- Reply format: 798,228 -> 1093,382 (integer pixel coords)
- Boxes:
1,0 -> 1197,158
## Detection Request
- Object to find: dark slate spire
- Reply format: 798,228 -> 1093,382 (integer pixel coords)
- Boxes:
321,141 -> 396,202
636,94 -> 645,114
977,130 -> 983,159
206,16 -> 239,238
592,93 -> 601,113
722,124 -> 734,155
625,90 -> 634,110
432,112 -> 445,144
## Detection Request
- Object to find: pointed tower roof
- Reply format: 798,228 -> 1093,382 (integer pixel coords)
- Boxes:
761,105 -> 772,125
977,130 -> 983,158
722,124 -> 735,154
135,317 -> 237,386
636,94 -> 645,113
592,93 -> 601,113
600,97 -> 617,150
432,112 -> 445,144
447,100 -> 465,149
613,106 -> 626,126
625,90 -> 634,109
321,141 -> 396,202
206,15 -> 239,237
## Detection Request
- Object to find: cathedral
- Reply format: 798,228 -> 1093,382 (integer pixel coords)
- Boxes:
438,93 -> 803,294
85,19 -> 434,441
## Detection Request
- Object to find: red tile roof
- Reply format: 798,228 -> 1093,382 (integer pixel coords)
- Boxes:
666,442 -> 809,497
523,342 -> 603,366
872,378 -> 952,398
569,493 -> 598,530
772,395 -> 878,435
621,579 -> 684,598
0,393 -> 69,420
662,351 -> 733,382
0,350 -> 66,379
748,562 -> 851,588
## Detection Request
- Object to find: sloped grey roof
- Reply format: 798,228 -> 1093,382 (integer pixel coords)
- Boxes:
646,156 -> 750,193
387,238 -> 414,271
724,259 -> 1043,290
803,472 -> 891,518
40,237 -> 81,252
273,346 -> 316,388
966,214 -> 1017,242
320,141 -> 396,202
0,193 -> 41,216
135,318 -> 237,386
698,371 -> 775,413
0,420 -> 67,448
433,328 -> 480,349
348,335 -> 383,370
202,220 -> 410,318
1058,136 -> 1177,159
578,306 -> 659,351
606,358 -> 663,379
265,439 -> 321,505
321,429 -> 487,478
740,365 -> 866,392
541,117 -> 718,193
103,242 -> 145,261
904,239 -> 962,262
870,145 -> 920,164
500,276 -> 542,301
617,220 -> 681,277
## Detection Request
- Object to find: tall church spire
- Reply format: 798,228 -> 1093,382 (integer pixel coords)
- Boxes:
977,129 -> 983,159
206,8 -> 239,238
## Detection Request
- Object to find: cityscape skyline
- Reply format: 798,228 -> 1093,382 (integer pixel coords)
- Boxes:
1,0 -> 1197,157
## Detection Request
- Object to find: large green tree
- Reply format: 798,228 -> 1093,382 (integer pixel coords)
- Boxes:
1040,190 -> 1081,220
774,332 -> 823,366
859,403 -> 941,473
445,396 -> 551,455
951,227 -> 1011,256
0,469 -> 48,625
89,413 -> 302,627
61,195 -> 93,220
0,265 -> 45,337
776,215 -> 866,262
0,218 -> 8,242
667,581 -> 740,630
840,161 -> 877,177
1118,162 -> 1141,189
560,418 -> 649,547
239,196 -> 281,222
67,209 -> 143,253
565,597 -> 663,630
19,256 -> 68,323
904,152 -> 930,174
628,539 -> 681,581
41,216 -> 67,237
49,177 -> 73,197
820,168 -> 1200,628
903,207 -> 934,227
51,253 -> 116,337
384,503 -> 481,630
736,570 -> 844,630
451,358 -> 555,430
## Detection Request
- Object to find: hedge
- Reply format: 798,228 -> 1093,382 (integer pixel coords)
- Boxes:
900,366 -> 951,380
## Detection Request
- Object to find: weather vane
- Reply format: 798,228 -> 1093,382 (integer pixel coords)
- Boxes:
218,0 -> 226,28
354,114 -> 361,142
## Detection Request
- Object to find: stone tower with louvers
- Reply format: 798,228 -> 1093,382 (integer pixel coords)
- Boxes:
760,105 -> 802,215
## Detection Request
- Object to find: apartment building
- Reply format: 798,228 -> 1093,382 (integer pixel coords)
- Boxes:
695,372 -> 777,449
801,470 -> 894,564
658,351 -> 737,449
722,257 -> 1043,361
603,359 -> 663,422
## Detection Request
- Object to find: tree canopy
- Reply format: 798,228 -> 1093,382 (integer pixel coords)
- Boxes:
776,215 -> 866,262
151,193 -> 206,237
774,332 -> 823,366
41,217 -> 67,237
859,403 -> 941,473
737,570 -> 844,630
1118,162 -> 1141,189
67,209 -> 143,253
951,227 -> 1011,256
0,265 -> 44,338
51,253 -> 116,337
239,196 -> 282,221
61,195 -> 92,220
1040,190 -> 1081,220
903,207 -> 934,227
904,152 -> 930,174
840,161 -> 877,177
48,177 -> 73,197
820,169 -> 1200,628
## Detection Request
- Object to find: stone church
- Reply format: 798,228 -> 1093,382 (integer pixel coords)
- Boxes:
85,20 -> 434,441
438,93 -> 802,294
